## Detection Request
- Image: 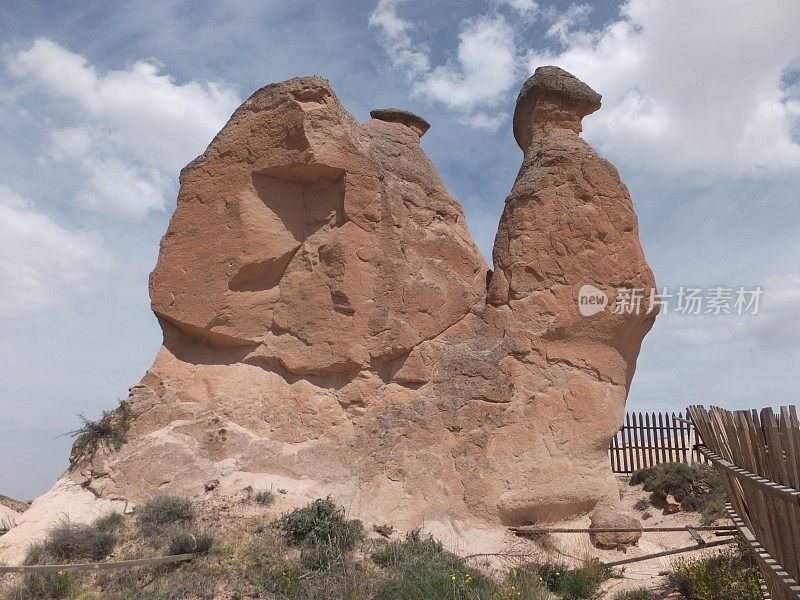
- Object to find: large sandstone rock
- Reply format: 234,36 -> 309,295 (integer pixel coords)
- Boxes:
589,509 -> 643,548
68,67 -> 656,528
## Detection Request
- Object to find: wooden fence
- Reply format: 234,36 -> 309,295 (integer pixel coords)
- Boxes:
0,553 -> 198,574
609,410 -> 708,474
689,405 -> 800,600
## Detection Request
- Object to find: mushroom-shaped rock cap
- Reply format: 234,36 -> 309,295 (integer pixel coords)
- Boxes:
370,108 -> 431,138
513,66 -> 601,149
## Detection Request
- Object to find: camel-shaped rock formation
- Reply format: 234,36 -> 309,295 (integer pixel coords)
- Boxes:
68,66 -> 656,528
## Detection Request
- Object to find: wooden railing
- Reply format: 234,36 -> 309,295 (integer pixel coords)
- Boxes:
689,405 -> 800,600
609,410 -> 708,474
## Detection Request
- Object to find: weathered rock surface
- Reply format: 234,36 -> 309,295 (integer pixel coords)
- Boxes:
0,480 -> 125,563
589,509 -> 643,548
65,67 -> 656,528
0,494 -> 29,515
0,504 -> 19,526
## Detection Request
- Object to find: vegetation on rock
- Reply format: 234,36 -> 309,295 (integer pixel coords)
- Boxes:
67,399 -> 132,466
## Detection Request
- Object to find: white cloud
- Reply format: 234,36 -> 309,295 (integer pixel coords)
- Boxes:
735,274 -> 800,349
48,127 -> 94,161
0,185 -> 112,319
368,0 -> 429,78
74,156 -> 169,219
527,0 -> 800,179
47,126 -> 169,219
370,0 -> 800,177
415,15 -> 519,117
544,2 -> 592,44
369,4 -> 522,128
664,275 -> 800,350
7,38 -> 240,219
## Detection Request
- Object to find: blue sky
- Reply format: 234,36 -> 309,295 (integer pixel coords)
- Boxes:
1,0 -> 799,499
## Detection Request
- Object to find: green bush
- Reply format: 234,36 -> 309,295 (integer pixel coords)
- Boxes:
278,498 -> 364,571
371,528 -> 443,566
95,511 -> 125,532
279,497 -> 363,551
668,546 -> 762,600
138,494 -> 194,533
630,462 -> 726,523
68,399 -> 132,465
25,520 -> 116,563
167,531 -> 214,555
535,559 -> 610,600
613,588 -> 654,600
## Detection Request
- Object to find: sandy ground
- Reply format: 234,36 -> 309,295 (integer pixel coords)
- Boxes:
0,474 -> 731,597
512,477 -> 732,597
193,475 -> 733,597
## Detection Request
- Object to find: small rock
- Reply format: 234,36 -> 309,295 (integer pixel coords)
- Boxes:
204,479 -> 220,492
589,509 -> 642,548
663,494 -> 681,514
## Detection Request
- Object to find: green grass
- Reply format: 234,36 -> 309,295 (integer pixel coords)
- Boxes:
370,529 -> 497,600
668,543 -> 762,600
533,559 -> 610,600
630,462 -> 727,523
5,571 -> 82,599
67,399 -> 132,466
498,566 -> 551,600
0,497 -> 619,600
110,563 -> 218,600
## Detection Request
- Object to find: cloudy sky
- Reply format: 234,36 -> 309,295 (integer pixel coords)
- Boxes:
1,0 -> 799,499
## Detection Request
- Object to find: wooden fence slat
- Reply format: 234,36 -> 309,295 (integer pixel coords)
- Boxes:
0,553 -> 198,574
680,410 -> 690,464
667,412 -> 676,463
630,413 -> 642,471
691,405 -> 800,600
609,410 -> 708,474
764,409 -> 800,584
622,412 -> 631,473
